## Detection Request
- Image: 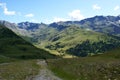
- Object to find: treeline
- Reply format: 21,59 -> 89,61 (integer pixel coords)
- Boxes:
66,39 -> 120,57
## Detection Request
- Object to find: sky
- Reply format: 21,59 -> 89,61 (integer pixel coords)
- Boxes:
0,0 -> 120,24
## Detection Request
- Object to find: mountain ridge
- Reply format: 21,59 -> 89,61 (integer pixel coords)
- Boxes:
1,15 -> 120,36
48,15 -> 120,36
0,15 -> 120,57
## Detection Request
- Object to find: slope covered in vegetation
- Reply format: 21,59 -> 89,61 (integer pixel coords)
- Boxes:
0,24 -> 57,63
47,48 -> 120,80
43,26 -> 120,57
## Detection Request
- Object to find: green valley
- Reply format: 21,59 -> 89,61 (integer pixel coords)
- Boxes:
1,0 -> 120,80
0,15 -> 120,80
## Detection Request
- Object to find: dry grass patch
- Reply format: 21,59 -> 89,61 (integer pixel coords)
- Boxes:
0,60 -> 39,80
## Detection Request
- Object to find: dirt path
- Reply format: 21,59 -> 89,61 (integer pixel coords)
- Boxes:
27,60 -> 62,80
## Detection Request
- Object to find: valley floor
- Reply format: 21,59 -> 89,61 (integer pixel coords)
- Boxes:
0,55 -> 120,80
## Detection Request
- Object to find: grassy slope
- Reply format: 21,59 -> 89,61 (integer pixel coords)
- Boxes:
0,24 -> 57,63
48,26 -> 111,47
47,48 -> 120,80
36,26 -> 119,57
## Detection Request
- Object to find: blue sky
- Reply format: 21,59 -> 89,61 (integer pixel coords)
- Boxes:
0,0 -> 120,23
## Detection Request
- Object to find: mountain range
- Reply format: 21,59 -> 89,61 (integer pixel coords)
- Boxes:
49,15 -> 120,36
0,15 -> 120,57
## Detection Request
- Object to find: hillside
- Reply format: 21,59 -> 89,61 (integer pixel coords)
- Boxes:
0,24 -> 56,63
48,58 -> 120,80
47,48 -> 120,80
36,25 -> 120,57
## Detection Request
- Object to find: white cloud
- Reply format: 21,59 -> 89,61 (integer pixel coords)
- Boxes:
114,5 -> 120,11
68,10 -> 84,20
44,9 -> 85,23
25,13 -> 34,18
0,2 -> 16,15
93,4 -> 101,10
